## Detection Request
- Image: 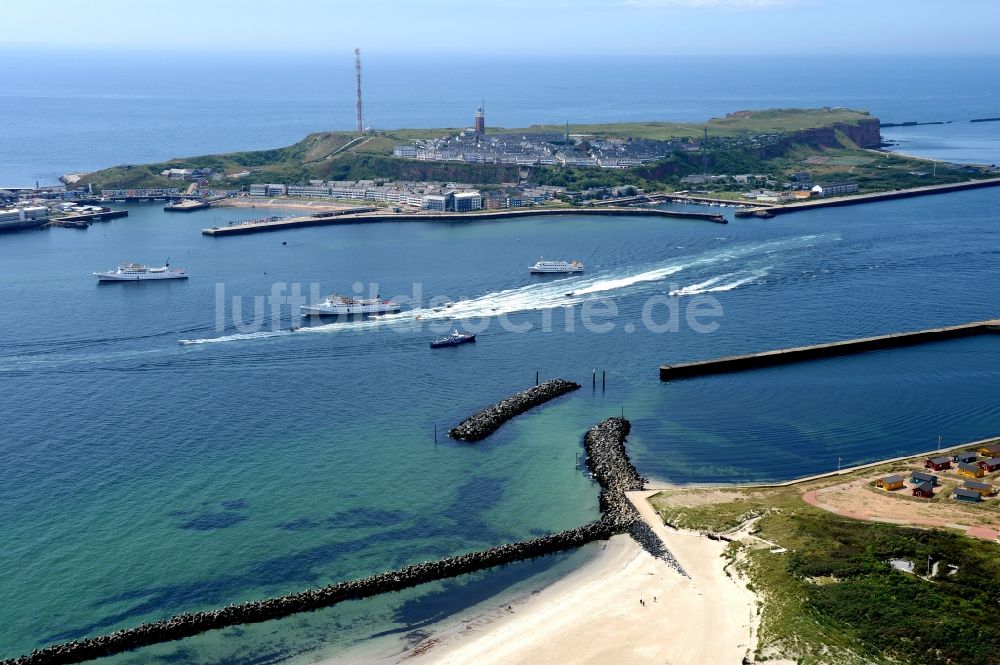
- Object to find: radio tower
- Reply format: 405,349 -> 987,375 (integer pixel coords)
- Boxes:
354,48 -> 364,134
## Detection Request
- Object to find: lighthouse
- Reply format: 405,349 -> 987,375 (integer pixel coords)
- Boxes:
475,102 -> 485,135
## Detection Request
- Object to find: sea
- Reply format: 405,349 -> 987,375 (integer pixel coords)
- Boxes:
1,51 -> 999,663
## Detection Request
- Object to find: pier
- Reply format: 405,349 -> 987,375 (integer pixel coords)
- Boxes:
659,319 -> 1000,380
734,176 -> 1000,218
202,206 -> 726,236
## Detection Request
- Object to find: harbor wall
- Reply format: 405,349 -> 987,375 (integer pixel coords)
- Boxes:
660,319 -> 1000,380
449,379 -> 581,442
1,417 -> 652,665
734,177 -> 1000,218
202,206 -> 726,236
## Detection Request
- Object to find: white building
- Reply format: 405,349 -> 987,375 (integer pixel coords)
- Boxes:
453,191 -> 482,212
287,185 -> 330,198
249,184 -> 287,196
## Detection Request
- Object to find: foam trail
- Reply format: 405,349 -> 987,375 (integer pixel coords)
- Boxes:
670,268 -> 770,297
180,235 -> 835,345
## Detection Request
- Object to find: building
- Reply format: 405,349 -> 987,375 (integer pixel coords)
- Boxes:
422,192 -> 454,212
393,145 -> 418,158
453,191 -> 482,212
924,456 -> 952,471
875,475 -> 904,491
910,471 -> 939,486
249,184 -> 287,196
980,458 -> 1000,473
912,482 -> 934,498
287,185 -> 331,198
957,462 -> 986,479
954,488 -> 982,503
475,105 -> 485,135
811,182 -> 859,198
955,451 -> 979,465
962,480 -> 994,497
0,206 -> 49,231
978,444 -> 1000,457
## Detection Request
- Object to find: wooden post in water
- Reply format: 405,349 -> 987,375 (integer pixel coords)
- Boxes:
602,370 -> 606,391
592,369 -> 596,389
434,424 -> 437,444
536,370 -> 539,386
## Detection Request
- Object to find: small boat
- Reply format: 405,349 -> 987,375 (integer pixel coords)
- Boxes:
529,258 -> 584,274
430,329 -> 476,348
565,292 -> 575,297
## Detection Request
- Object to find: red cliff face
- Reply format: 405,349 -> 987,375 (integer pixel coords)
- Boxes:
790,118 -> 881,150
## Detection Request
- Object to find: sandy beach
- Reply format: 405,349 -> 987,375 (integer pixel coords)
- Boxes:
336,490 -> 760,665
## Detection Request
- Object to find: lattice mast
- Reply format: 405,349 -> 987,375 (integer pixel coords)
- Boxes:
354,48 -> 364,133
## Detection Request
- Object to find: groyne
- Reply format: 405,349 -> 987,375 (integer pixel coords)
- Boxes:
448,379 -> 581,442
2,417 -> 666,665
202,206 -> 725,236
733,177 -> 1000,218
659,319 -> 1000,380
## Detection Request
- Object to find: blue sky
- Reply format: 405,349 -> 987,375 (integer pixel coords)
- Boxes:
3,0 -> 999,55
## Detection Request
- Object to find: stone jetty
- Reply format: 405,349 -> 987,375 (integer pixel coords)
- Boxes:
448,379 -> 581,442
1,416 -> 671,665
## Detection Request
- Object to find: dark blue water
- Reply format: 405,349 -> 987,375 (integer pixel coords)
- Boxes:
2,50 -> 1000,185
2,50 -> 1000,663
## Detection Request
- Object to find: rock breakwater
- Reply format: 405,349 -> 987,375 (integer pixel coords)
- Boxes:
2,416 -> 670,665
448,379 -> 580,442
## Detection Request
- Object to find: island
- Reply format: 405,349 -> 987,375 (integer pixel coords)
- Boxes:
69,107 -> 999,227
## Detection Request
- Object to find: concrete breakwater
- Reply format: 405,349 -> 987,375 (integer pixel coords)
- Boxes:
1,417 -> 657,665
203,205 -> 726,236
733,176 -> 1000,218
660,318 -> 1000,380
448,379 -> 581,442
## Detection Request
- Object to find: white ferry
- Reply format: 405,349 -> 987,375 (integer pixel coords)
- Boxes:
95,261 -> 188,281
301,294 -> 401,316
529,258 -> 584,274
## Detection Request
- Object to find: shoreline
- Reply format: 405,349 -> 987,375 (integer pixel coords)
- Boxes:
373,492 -> 758,665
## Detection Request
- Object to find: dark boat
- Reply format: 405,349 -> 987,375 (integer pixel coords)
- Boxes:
430,330 -> 476,348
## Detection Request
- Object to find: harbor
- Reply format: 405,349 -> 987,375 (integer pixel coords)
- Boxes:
660,318 -> 1000,380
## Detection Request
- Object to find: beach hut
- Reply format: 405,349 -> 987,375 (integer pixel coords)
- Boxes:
978,444 -> 1000,458
962,480 -> 994,497
954,488 -> 983,503
875,474 -> 905,491
910,471 -> 939,486
925,456 -> 952,471
955,451 -> 978,465
912,482 -> 934,498
957,462 -> 986,479
980,458 -> 1000,473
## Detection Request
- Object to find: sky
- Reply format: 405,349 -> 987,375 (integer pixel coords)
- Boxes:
2,0 -> 999,56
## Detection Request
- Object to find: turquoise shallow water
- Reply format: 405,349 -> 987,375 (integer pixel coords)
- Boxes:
1,189 -> 999,661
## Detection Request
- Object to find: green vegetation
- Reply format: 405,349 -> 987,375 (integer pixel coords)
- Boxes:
518,108 -> 876,141
79,108 -> 994,197
651,483 -> 1000,665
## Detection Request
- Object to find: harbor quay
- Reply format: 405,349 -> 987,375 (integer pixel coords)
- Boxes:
201,206 -> 726,236
734,176 -> 1000,217
659,318 -> 1000,380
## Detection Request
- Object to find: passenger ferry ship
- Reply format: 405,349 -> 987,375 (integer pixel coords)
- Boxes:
95,261 -> 188,281
529,258 -> 584,274
301,294 -> 401,316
